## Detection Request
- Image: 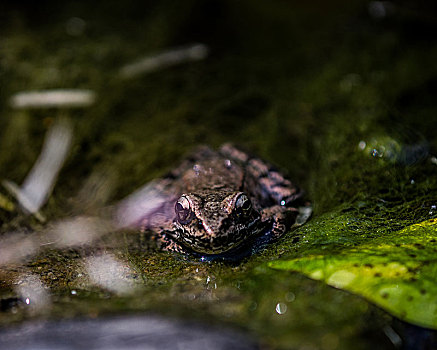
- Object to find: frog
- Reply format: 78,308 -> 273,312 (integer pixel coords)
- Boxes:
139,144 -> 308,258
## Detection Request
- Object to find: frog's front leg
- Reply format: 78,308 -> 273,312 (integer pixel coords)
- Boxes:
154,230 -> 187,253
261,205 -> 299,239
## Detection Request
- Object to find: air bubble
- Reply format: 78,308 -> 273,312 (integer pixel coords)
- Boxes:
285,292 -> 295,302
275,302 -> 287,314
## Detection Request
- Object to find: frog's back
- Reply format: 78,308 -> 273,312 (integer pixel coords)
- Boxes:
168,146 -> 246,194
168,144 -> 302,209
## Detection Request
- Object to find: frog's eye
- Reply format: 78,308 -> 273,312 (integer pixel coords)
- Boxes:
175,196 -> 192,224
235,194 -> 252,216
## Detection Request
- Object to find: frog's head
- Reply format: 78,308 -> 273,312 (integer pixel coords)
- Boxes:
172,190 -> 263,254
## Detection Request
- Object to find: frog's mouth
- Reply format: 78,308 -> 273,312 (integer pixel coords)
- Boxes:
174,215 -> 269,255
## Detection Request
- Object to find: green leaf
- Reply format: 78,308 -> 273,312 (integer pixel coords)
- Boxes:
268,219 -> 437,329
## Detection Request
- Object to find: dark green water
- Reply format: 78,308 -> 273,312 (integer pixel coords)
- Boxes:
1,1 -> 437,348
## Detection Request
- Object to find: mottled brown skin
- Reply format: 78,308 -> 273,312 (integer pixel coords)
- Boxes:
141,144 -> 303,256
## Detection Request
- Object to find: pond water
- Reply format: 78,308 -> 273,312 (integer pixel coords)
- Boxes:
1,1 -> 437,349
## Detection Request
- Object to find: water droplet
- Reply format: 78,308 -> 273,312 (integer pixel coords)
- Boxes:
193,164 -> 201,176
372,148 -> 382,157
71,290 -> 77,295
410,179 -> 415,185
280,200 -> 286,206
358,141 -> 366,150
275,302 -> 287,314
285,292 -> 295,302
25,298 -> 30,305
